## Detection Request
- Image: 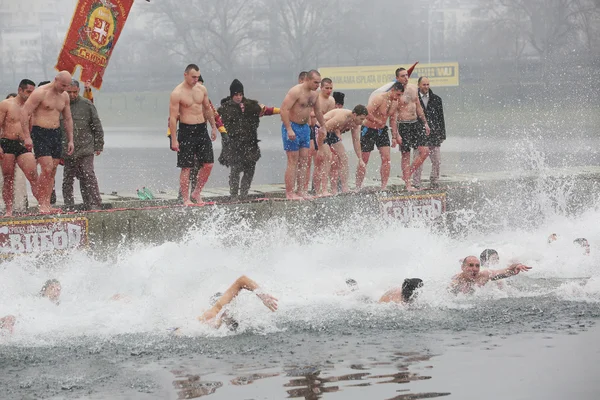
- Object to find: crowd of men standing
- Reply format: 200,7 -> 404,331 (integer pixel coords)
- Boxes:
0,72 -> 104,215
0,63 -> 446,214
169,64 -> 446,203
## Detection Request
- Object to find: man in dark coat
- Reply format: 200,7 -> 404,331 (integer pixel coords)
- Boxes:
218,79 -> 279,199
413,76 -> 446,189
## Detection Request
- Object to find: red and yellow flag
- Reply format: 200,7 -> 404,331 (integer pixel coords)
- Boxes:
55,0 -> 135,89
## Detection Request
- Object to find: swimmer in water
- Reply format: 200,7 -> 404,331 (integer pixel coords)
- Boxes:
2,278 -> 61,335
40,279 -> 61,305
379,278 -> 424,304
0,314 -> 16,334
573,238 -> 590,255
449,256 -> 531,295
198,275 -> 278,329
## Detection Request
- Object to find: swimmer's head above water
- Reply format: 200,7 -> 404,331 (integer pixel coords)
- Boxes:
401,278 -> 424,302
345,278 -> 358,292
480,249 -> 499,268
573,238 -> 590,255
40,279 -> 61,304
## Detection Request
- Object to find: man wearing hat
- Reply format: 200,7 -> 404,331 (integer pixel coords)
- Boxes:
218,79 -> 279,200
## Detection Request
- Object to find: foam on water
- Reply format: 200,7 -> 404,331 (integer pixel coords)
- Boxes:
1,189 -> 599,345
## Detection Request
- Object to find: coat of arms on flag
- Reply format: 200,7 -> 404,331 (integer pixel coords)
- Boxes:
56,0 -> 135,89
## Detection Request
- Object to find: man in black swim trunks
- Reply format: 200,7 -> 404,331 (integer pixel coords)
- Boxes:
20,71 -> 74,213
355,82 -> 403,191
0,79 -> 41,216
391,68 -> 430,192
169,64 -> 218,205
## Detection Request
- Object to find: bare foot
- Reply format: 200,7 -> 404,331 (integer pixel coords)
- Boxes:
39,207 -> 62,214
406,186 -> 420,192
299,192 -> 314,200
3,211 -> 12,218
286,193 -> 304,200
190,195 -> 205,205
319,191 -> 333,197
183,200 -> 194,206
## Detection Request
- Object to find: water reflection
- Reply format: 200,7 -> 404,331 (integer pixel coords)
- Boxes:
171,372 -> 223,399
283,352 -> 450,399
168,351 -> 450,399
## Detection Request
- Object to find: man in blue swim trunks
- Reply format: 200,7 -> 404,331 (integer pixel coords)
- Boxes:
20,71 -> 74,213
280,70 -> 328,200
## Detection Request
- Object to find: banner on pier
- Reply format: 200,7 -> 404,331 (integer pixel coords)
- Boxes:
379,192 -> 446,223
0,217 -> 88,256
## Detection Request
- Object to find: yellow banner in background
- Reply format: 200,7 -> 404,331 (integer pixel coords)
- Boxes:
318,62 -> 459,89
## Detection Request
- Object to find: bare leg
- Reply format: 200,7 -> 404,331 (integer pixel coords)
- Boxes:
312,148 -> 323,195
355,152 -> 371,190
378,146 -> 391,190
37,157 -> 60,213
314,146 -> 332,197
284,150 -> 302,200
16,153 -> 40,203
190,163 -> 213,204
329,144 -> 343,195
412,149 -> 426,188
401,151 -> 414,191
2,155 -> 16,216
303,137 -> 316,194
179,168 -> 193,205
296,147 -> 312,199
406,146 -> 430,191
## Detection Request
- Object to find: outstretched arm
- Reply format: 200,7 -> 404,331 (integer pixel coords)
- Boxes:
198,275 -> 278,324
350,125 -> 365,167
489,263 -> 532,281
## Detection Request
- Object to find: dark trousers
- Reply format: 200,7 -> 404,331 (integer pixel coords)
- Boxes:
229,161 -> 256,198
62,154 -> 102,209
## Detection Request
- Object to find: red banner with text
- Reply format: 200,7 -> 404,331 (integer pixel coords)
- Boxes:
55,0 -> 135,89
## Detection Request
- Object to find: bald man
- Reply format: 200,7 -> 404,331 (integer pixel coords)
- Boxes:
21,71 -> 74,213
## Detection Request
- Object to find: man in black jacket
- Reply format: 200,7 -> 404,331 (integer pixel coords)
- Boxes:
218,79 -> 279,199
413,77 -> 446,189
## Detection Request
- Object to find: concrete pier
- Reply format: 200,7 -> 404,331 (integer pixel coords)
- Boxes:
0,166 -> 599,258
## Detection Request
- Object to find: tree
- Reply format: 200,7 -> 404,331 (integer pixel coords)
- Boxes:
476,0 -> 600,76
271,0 -> 329,70
147,0 -> 264,77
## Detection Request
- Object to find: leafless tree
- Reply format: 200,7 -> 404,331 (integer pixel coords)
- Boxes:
271,0 -> 329,71
147,0 -> 264,76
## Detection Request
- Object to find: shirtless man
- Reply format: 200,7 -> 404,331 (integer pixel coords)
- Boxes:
0,79 -> 40,216
449,256 -> 531,295
355,81 -> 404,191
280,70 -> 327,200
198,275 -> 278,329
298,71 -> 308,84
391,68 -> 431,191
20,71 -> 74,213
322,105 -> 368,193
310,78 -> 336,196
379,278 -> 424,304
169,64 -> 217,205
